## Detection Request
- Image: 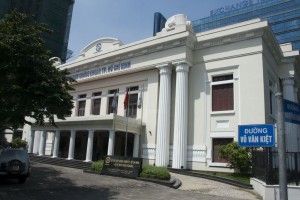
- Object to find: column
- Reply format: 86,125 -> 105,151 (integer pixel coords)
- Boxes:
52,130 -> 60,158
28,130 -> 35,153
172,62 -> 189,169
133,134 -> 140,158
38,131 -> 46,156
67,130 -> 76,160
107,130 -> 115,156
85,130 -> 94,162
33,131 -> 41,154
282,77 -> 297,152
155,64 -> 172,167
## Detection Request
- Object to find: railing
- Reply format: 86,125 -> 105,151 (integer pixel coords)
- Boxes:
252,149 -> 300,185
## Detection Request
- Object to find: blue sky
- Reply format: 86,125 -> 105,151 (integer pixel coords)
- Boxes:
68,0 -> 240,61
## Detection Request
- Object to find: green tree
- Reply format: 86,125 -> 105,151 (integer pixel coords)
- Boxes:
0,10 -> 74,131
219,141 -> 252,174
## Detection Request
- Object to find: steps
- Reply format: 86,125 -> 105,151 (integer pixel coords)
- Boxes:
29,154 -> 92,170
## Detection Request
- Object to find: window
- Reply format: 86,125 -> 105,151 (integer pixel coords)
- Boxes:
107,89 -> 118,114
77,94 -> 86,116
212,138 -> 233,163
92,92 -> 101,115
212,74 -> 234,111
125,86 -> 139,118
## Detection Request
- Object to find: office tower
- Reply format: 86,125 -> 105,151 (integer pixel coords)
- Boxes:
0,0 -> 75,62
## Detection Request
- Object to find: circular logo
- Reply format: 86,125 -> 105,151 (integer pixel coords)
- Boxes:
96,43 -> 102,52
105,157 -> 111,164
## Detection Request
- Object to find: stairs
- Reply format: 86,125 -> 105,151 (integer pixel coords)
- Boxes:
29,154 -> 92,170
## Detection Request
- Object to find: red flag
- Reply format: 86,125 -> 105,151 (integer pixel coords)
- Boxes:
124,89 -> 129,109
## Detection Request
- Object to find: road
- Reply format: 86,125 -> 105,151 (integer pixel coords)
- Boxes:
0,162 -> 248,200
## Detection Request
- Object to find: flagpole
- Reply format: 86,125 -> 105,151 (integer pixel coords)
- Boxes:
124,89 -> 129,157
139,84 -> 144,137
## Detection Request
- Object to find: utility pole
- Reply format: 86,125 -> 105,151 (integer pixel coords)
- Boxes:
275,92 -> 288,200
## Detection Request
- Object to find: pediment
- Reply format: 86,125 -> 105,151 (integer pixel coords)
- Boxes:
78,37 -> 123,59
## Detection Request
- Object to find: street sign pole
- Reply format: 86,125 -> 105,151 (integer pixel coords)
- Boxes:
276,92 -> 288,200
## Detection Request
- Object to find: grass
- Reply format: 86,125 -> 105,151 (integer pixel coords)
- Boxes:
91,161 -> 170,180
191,170 -> 251,184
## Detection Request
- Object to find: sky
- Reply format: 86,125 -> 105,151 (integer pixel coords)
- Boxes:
68,0 -> 241,61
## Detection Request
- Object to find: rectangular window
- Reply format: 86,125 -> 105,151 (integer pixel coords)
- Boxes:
212,138 -> 233,163
92,92 -> 102,115
107,89 -> 119,114
92,99 -> 101,115
78,100 -> 86,116
125,86 -> 139,118
212,75 -> 234,111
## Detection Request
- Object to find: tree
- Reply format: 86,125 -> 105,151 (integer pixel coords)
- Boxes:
0,10 -> 74,131
219,141 -> 252,174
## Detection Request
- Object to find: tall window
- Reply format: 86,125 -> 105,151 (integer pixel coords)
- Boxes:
107,89 -> 119,114
77,94 -> 86,116
92,92 -> 101,115
125,86 -> 139,118
212,138 -> 233,163
212,74 -> 234,111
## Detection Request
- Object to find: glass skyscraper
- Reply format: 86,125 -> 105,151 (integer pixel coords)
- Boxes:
192,0 -> 300,51
0,0 -> 75,62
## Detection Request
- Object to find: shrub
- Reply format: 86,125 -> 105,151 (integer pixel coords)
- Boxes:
91,160 -> 104,172
219,141 -> 251,174
139,164 -> 170,180
11,137 -> 28,149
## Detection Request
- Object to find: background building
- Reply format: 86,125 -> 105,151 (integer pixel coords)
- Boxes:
192,0 -> 300,51
0,0 -> 75,62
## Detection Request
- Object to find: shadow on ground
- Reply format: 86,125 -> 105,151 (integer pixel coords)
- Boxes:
0,163 -> 119,200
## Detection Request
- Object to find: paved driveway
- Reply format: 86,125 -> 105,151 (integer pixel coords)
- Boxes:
0,163 -> 259,200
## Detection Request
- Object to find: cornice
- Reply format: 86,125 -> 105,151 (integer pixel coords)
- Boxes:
195,29 -> 264,50
66,35 -> 195,74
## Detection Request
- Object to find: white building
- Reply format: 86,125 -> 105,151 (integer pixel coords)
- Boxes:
23,15 -> 300,172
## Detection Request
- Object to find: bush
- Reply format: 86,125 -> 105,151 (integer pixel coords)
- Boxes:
139,164 -> 170,180
219,141 -> 251,174
11,138 -> 28,149
91,160 -> 104,172
90,161 -> 170,180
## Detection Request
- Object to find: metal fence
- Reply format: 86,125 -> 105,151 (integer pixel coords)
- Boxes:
252,149 -> 300,185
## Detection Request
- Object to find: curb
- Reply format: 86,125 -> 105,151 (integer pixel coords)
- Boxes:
83,170 -> 181,189
168,168 -> 253,189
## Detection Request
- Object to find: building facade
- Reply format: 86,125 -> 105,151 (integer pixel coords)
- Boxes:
23,15 -> 300,171
0,0 -> 75,62
192,0 -> 300,51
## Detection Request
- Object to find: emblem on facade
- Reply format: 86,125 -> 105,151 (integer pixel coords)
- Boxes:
96,43 -> 102,52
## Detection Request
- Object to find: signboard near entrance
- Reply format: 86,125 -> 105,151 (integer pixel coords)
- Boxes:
101,156 -> 143,178
238,124 -> 275,147
284,99 -> 300,125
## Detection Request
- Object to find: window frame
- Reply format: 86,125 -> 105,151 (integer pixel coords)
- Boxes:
211,74 -> 235,113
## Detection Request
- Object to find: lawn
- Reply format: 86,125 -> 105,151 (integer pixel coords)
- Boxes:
191,170 -> 251,184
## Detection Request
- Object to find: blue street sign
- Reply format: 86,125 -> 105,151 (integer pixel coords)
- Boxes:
284,99 -> 300,125
238,124 -> 275,147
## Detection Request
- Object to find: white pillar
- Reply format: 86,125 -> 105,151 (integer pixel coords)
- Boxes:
133,134 -> 140,158
107,130 -> 115,156
33,131 -> 41,154
155,64 -> 172,167
67,130 -> 76,160
282,77 -> 298,152
85,130 -> 94,162
28,130 -> 35,153
38,131 -> 46,156
172,62 -> 189,169
52,130 -> 60,158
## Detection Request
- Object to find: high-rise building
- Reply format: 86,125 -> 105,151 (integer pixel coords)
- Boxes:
0,0 -> 75,62
192,0 -> 300,51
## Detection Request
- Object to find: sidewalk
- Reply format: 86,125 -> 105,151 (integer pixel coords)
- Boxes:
170,173 -> 261,200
